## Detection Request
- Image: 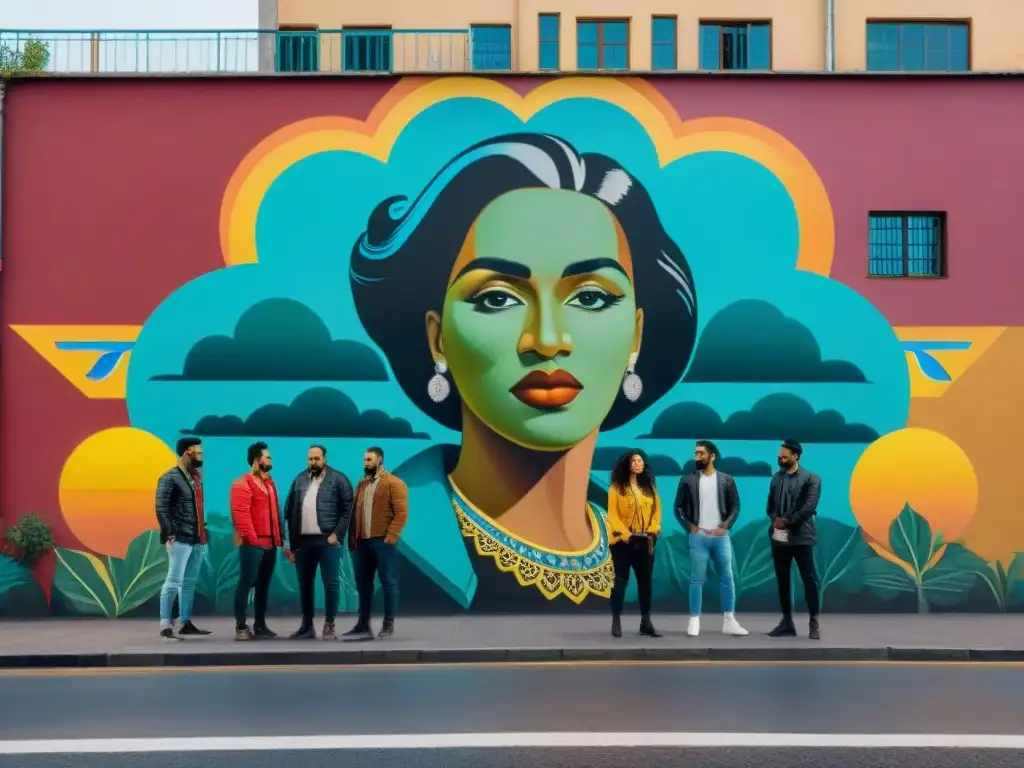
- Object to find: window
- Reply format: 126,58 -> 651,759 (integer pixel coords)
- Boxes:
539,14 -> 560,70
343,28 -> 392,72
651,16 -> 677,70
699,22 -> 771,70
471,24 -> 512,71
866,22 -> 969,71
868,213 -> 946,277
577,19 -> 629,70
275,28 -> 319,72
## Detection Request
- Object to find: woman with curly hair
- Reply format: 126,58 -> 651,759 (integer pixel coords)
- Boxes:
607,449 -> 662,637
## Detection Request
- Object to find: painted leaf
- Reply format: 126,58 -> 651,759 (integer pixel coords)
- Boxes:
1006,553 -> 1024,609
860,554 -> 916,601
110,530 -> 169,616
730,522 -> 775,597
919,543 -> 985,607
197,525 -> 241,613
53,548 -> 118,617
888,503 -> 936,575
816,519 -> 872,599
0,554 -> 31,595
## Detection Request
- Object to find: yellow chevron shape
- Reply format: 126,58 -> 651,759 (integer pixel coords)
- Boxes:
894,326 -> 1007,399
10,325 -> 141,399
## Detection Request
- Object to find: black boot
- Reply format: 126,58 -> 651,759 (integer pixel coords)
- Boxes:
377,620 -> 394,639
639,616 -> 661,638
809,616 -> 821,640
342,622 -> 374,641
768,617 -> 797,637
611,615 -> 622,638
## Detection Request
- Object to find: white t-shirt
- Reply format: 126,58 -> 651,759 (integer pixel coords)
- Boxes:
698,471 -> 722,530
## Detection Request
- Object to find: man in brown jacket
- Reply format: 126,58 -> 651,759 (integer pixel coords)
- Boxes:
344,446 -> 409,639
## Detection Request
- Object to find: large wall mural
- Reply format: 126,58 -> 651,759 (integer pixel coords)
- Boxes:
1,76 -> 1021,618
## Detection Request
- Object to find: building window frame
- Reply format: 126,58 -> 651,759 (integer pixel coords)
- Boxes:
538,13 -> 560,70
698,20 -> 772,71
275,26 -> 320,73
576,18 -> 630,71
342,26 -> 393,72
865,19 -> 971,72
470,23 -> 513,71
651,15 -> 677,70
868,211 -> 948,278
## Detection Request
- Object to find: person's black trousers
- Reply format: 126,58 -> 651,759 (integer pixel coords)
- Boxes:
295,534 -> 342,626
771,543 -> 820,619
609,537 -> 654,617
234,545 -> 277,630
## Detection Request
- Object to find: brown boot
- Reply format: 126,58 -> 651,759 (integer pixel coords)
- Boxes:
235,627 -> 254,641
322,621 -> 336,641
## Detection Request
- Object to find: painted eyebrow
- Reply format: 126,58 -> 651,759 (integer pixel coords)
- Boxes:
561,258 -> 629,279
452,257 -> 532,282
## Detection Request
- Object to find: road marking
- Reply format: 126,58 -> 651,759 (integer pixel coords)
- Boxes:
1,732 -> 1023,754
3,659 -> 1023,678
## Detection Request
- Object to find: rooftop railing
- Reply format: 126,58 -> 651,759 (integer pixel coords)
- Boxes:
0,29 -> 477,74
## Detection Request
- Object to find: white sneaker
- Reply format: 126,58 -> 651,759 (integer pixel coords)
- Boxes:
687,616 -> 700,637
722,613 -> 749,636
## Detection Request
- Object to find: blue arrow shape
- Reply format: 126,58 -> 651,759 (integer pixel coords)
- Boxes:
54,341 -> 136,381
901,341 -> 972,382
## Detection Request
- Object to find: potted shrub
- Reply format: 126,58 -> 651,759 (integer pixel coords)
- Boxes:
4,513 -> 54,567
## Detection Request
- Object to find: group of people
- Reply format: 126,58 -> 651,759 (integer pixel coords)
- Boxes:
607,438 -> 823,640
153,435 -> 822,641
155,438 -> 407,642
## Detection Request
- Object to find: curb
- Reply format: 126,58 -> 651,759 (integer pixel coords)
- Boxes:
2,646 -> 1023,669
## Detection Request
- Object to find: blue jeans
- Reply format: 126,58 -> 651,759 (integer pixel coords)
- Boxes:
159,541 -> 206,625
355,537 -> 398,624
688,532 -> 736,617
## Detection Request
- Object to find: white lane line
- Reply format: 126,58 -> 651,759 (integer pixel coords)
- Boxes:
1,733 -> 1023,754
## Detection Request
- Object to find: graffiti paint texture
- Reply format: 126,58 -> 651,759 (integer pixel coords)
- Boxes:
1,76 -> 1022,617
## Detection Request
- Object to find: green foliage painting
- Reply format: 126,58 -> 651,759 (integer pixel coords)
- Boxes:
0,39 -> 50,76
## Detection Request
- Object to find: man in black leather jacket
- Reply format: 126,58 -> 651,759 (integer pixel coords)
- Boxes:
766,439 -> 823,640
282,445 -> 354,640
155,436 -> 211,640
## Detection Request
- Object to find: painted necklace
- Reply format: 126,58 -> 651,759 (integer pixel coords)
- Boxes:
448,475 -> 614,604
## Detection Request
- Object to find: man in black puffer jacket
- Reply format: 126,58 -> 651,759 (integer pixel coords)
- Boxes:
282,445 -> 354,640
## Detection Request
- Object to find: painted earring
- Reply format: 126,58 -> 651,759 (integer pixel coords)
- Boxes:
622,353 -> 642,402
427,359 -> 451,403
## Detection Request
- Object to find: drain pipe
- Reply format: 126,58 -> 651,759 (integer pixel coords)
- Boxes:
825,0 -> 836,71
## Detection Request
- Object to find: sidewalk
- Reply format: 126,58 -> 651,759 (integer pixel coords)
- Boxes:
1,614 -> 1021,669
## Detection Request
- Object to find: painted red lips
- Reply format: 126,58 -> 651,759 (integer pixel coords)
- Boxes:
510,369 -> 583,410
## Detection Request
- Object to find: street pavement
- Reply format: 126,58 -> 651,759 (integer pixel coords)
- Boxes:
2,613 -> 1022,667
0,661 -> 1022,767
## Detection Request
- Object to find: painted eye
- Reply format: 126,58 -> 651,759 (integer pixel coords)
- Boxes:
566,288 -> 622,311
470,289 -> 525,312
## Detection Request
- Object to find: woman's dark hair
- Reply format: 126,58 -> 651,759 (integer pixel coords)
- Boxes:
351,133 -> 698,432
610,449 -> 657,496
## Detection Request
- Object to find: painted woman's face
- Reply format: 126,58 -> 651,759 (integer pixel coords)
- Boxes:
432,188 -> 642,451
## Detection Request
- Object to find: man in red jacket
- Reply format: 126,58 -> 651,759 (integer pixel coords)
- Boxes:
230,441 -> 283,641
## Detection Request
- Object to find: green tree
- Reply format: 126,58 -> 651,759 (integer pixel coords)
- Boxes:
0,39 -> 51,76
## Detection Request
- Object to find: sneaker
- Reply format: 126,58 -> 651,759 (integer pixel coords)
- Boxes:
322,621 -> 336,641
767,619 -> 797,637
235,627 -> 254,641
377,622 -> 394,639
687,617 -> 701,637
722,614 -> 749,636
342,623 -> 373,640
178,621 -> 211,636
289,624 -> 316,640
253,625 -> 277,640
160,626 -> 182,642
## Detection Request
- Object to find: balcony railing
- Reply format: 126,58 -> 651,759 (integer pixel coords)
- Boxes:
0,29 -> 473,74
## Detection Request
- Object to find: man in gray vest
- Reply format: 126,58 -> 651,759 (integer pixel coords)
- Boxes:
282,445 -> 354,640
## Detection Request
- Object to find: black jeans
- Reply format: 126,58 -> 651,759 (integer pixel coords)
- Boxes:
771,543 -> 820,619
235,545 -> 277,630
295,535 -> 342,625
354,537 -> 398,624
610,537 -> 654,618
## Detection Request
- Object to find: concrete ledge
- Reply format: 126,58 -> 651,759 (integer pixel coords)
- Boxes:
3,645 -> 1023,669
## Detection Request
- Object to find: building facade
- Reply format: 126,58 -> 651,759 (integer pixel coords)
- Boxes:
1,73 -> 1023,618
267,0 -> 1024,72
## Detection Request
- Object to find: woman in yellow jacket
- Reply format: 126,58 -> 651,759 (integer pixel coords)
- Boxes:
606,449 -> 662,638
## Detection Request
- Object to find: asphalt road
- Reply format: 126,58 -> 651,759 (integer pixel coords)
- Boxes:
1,662 -> 1021,768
